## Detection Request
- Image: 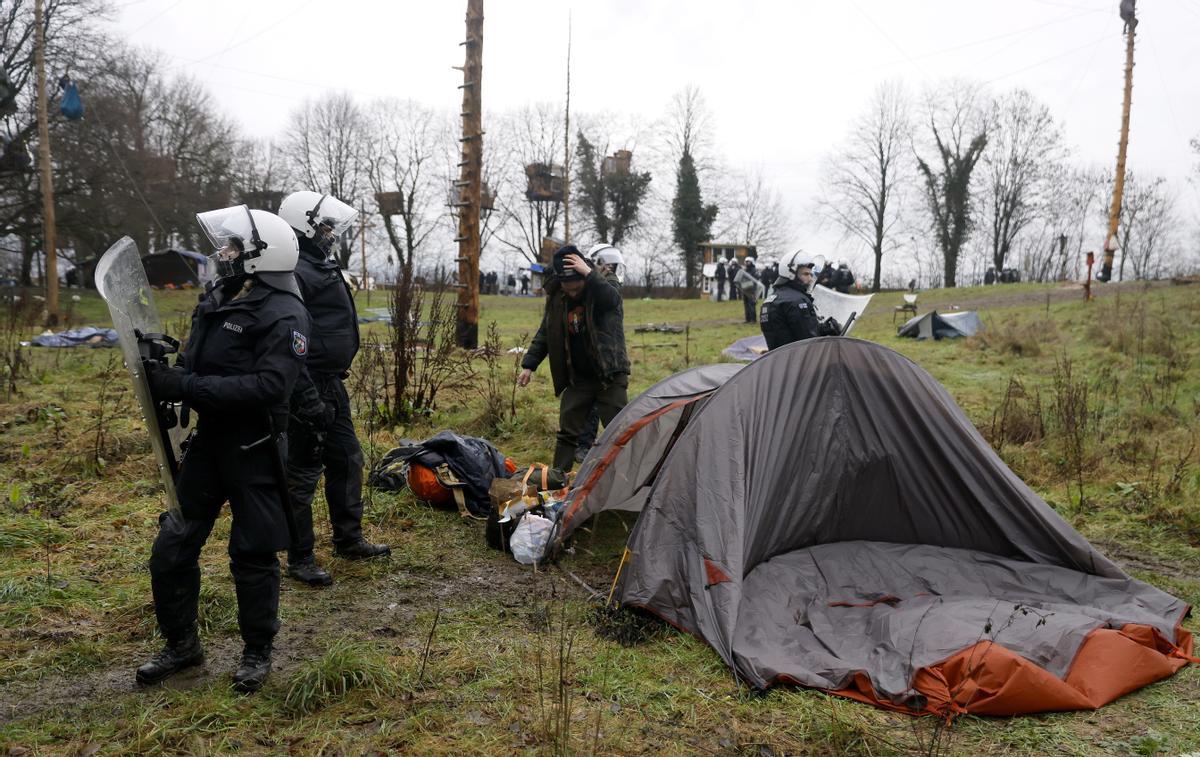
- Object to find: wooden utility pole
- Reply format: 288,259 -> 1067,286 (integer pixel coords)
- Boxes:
562,15 -> 572,245
34,0 -> 59,325
454,0 -> 484,349
1098,3 -> 1137,283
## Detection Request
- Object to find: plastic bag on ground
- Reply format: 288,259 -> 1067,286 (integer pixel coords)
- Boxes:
509,513 -> 554,565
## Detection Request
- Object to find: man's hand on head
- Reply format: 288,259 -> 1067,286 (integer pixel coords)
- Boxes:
564,254 -> 592,277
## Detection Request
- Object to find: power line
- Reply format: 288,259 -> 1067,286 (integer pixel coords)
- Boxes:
1145,35 -> 1188,152
185,0 -> 317,66
843,7 -> 1104,78
982,32 -> 1112,85
848,0 -> 928,78
125,0 -> 185,35
85,106 -> 169,239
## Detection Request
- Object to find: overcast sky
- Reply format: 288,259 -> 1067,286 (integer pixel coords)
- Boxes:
113,0 -> 1199,269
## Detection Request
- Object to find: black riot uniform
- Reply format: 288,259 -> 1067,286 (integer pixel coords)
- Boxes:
147,274 -> 310,651
759,278 -> 821,350
286,235 -> 380,563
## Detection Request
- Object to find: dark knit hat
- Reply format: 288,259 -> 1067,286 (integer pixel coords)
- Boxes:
552,245 -> 585,281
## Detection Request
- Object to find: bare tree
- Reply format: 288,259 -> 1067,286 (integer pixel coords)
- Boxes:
1015,164 -> 1107,282
981,89 -> 1067,273
659,85 -> 715,174
282,93 -> 368,268
817,81 -> 911,291
43,46 -> 237,267
365,99 -> 447,273
1117,173 -> 1175,281
492,102 -> 564,264
1,0 -> 109,281
232,138 -> 285,205
915,81 -> 989,288
727,169 -> 793,261
1192,135 -> 1200,183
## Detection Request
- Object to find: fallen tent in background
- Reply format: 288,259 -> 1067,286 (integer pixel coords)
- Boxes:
26,327 -> 118,348
141,248 -> 206,288
722,334 -> 768,362
634,323 -> 685,334
576,337 -> 1193,716
358,307 -> 392,324
897,310 -> 983,340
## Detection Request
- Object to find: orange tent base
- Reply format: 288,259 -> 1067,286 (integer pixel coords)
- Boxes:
819,623 -> 1195,717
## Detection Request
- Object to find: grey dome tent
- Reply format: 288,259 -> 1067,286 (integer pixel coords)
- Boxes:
897,310 -> 982,340
141,248 -> 208,288
553,363 -> 743,546
603,338 -> 1193,716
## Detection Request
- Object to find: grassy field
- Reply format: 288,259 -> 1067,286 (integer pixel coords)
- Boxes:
0,279 -> 1198,755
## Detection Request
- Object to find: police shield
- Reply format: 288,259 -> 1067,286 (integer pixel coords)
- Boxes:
94,237 -> 187,513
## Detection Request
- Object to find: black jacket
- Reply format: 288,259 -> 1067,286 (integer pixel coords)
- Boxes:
522,268 -> 629,396
293,237 -> 360,375
178,276 -> 311,430
760,279 -> 820,350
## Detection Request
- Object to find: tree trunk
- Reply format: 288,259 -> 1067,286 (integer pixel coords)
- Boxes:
19,235 -> 34,287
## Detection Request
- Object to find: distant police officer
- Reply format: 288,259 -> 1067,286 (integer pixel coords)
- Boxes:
575,244 -> 625,462
136,206 -> 310,693
277,191 -> 390,588
760,250 -> 822,350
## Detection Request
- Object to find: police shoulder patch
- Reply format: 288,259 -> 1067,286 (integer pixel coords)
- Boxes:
292,330 -> 308,357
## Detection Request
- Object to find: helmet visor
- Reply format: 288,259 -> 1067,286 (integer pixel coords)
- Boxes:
197,205 -> 259,252
306,194 -> 358,236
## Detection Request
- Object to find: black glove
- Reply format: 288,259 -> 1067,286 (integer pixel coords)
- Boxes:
296,396 -> 335,431
145,361 -> 190,401
304,428 -> 327,465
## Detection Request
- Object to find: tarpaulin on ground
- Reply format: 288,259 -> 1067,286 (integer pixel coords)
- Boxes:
27,327 -> 119,348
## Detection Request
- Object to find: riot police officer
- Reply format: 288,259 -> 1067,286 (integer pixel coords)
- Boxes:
136,206 -> 310,693
574,244 -> 625,462
760,250 -> 822,350
277,191 -> 389,588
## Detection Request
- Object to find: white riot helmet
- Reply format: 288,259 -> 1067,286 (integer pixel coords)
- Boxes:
278,190 -> 359,257
196,205 -> 299,289
587,243 -> 625,282
775,249 -> 816,283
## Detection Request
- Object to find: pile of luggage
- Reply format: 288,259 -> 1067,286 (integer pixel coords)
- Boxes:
368,431 -> 571,565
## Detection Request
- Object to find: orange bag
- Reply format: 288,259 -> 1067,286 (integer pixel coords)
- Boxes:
407,463 -> 451,506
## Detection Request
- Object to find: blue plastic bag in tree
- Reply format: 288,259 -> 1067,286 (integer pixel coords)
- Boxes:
59,81 -> 83,120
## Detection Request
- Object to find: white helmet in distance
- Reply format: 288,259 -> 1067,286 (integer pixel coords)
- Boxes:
775,249 -> 815,283
278,190 -> 359,256
197,205 -> 299,289
587,243 -> 625,282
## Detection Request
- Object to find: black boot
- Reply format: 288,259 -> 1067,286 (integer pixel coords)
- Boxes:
231,644 -> 272,694
334,538 -> 391,560
287,556 -> 333,587
135,630 -> 204,685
